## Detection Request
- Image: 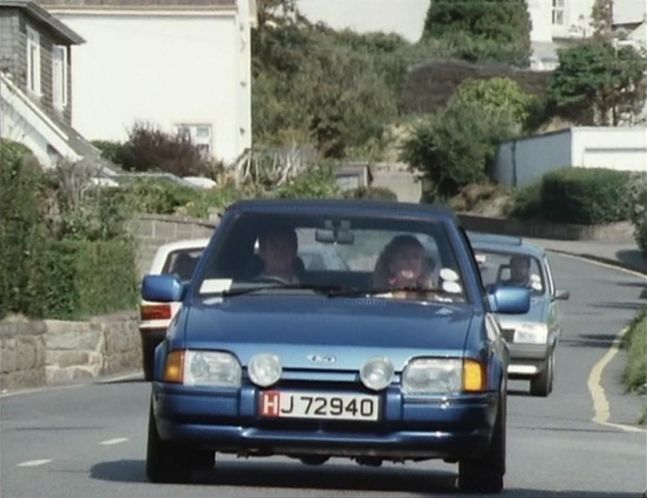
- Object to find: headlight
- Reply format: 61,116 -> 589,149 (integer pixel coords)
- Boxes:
163,350 -> 242,387
402,358 -> 462,394
360,357 -> 394,391
513,323 -> 548,344
248,353 -> 282,387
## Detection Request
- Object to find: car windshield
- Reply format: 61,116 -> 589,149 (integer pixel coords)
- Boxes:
192,212 -> 467,303
474,249 -> 545,295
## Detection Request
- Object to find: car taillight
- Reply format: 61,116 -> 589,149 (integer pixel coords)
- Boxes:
140,304 -> 172,320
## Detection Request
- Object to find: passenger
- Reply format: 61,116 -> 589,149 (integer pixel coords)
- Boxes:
503,255 -> 531,287
374,235 -> 435,296
257,226 -> 300,284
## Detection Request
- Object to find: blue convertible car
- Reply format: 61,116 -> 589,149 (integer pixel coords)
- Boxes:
142,200 -> 530,492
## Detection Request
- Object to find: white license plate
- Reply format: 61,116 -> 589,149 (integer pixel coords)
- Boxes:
259,391 -> 379,421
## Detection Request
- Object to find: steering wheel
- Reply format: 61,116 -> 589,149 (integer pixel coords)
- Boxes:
252,275 -> 292,285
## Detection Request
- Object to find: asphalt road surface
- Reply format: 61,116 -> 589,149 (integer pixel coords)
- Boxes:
1,253 -> 646,497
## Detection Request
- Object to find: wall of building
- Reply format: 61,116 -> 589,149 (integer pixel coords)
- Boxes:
494,130 -> 572,187
573,127 -> 647,172
51,11 -> 250,164
297,0 -> 429,43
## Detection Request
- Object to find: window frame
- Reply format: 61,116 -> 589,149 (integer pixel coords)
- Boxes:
174,123 -> 213,157
551,0 -> 565,26
52,45 -> 68,110
26,26 -> 42,96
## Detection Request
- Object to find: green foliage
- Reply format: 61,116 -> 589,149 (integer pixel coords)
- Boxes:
252,24 -> 399,158
276,164 -> 340,199
39,239 -> 138,319
423,0 -> 531,66
453,77 -> 538,130
540,168 -> 632,224
0,141 -> 48,318
628,173 -> 647,257
591,0 -> 613,39
548,40 -> 647,125
622,307 -> 646,395
511,182 -> 543,219
342,186 -> 398,202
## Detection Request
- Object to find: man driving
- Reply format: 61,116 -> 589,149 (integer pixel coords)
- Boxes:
257,226 -> 300,284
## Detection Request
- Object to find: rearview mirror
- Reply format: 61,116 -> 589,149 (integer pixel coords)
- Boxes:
141,274 -> 184,302
554,289 -> 570,301
488,287 -> 530,314
315,220 -> 354,244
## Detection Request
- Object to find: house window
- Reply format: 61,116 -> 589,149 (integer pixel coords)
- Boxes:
26,26 -> 41,95
175,124 -> 212,156
552,0 -> 565,25
52,45 -> 68,110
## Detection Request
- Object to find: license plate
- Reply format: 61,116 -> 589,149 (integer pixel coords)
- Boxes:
259,391 -> 379,421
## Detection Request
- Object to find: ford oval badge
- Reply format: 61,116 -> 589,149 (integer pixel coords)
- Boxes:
307,354 -> 336,365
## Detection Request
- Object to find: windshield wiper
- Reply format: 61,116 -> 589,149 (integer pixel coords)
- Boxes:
328,286 -> 460,302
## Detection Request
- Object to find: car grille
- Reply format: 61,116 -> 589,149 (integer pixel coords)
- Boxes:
501,328 -> 515,342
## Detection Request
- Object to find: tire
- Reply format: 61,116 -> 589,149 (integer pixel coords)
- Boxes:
142,341 -> 155,382
458,395 -> 506,494
146,401 -> 214,483
530,353 -> 554,397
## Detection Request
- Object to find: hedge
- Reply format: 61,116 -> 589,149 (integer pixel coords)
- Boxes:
38,239 -> 139,320
540,168 -> 632,224
622,307 -> 646,397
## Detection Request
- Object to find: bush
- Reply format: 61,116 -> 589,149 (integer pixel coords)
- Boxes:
343,186 -> 398,202
276,164 -> 340,199
511,182 -> 542,219
540,168 -> 632,224
0,141 -> 48,318
39,239 -> 138,319
114,124 -> 217,177
622,307 -> 646,396
628,173 -> 647,256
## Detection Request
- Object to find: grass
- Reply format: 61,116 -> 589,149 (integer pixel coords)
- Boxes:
622,307 -> 647,396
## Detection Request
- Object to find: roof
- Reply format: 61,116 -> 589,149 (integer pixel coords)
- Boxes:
467,231 -> 523,246
613,0 -> 646,25
470,239 -> 546,259
226,199 -> 460,223
37,0 -> 236,9
0,0 -> 84,43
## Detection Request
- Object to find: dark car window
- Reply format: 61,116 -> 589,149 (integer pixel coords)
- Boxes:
195,212 -> 468,302
474,249 -> 545,295
162,249 -> 204,283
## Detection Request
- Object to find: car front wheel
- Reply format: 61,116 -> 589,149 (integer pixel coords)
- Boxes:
530,352 -> 554,397
458,395 -> 506,494
146,400 -> 214,483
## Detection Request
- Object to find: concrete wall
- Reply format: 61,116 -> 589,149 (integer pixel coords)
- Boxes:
1,312 -> 140,392
495,127 -> 647,187
127,213 -> 216,277
370,163 -> 422,203
49,10 -> 251,163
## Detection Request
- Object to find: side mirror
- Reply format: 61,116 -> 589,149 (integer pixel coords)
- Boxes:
554,289 -> 570,301
141,274 -> 184,302
489,287 -> 530,314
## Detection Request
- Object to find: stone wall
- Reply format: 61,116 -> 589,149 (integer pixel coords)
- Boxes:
1,312 -> 140,392
127,213 -> 217,277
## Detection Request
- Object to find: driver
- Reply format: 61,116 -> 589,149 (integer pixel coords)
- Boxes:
257,226 -> 300,284
504,255 -> 531,287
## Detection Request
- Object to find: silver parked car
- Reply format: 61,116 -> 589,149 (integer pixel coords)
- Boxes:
469,232 -> 570,397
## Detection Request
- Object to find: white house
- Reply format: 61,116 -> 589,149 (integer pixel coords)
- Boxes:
494,127 -> 647,188
0,0 -> 117,175
40,0 -> 255,165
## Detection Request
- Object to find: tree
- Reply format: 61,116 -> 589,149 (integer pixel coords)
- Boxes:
423,0 -> 531,66
548,40 -> 647,125
591,0 -> 613,39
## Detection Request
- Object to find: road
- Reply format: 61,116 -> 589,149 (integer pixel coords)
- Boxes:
1,253 -> 645,497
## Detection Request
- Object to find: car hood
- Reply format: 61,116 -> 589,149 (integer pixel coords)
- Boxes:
498,296 -> 549,326
180,296 -> 475,370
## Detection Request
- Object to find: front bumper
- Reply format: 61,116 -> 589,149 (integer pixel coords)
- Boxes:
152,383 -> 498,460
507,343 -> 550,378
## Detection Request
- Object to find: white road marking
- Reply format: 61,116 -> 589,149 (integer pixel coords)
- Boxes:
17,459 -> 52,467
99,437 -> 129,446
587,327 -> 646,434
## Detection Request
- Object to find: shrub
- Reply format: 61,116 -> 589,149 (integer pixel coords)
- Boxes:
115,124 -> 216,177
0,140 -> 48,318
343,186 -> 398,202
511,182 -> 543,219
39,239 -> 138,319
540,168 -> 632,224
276,164 -> 340,199
622,307 -> 646,395
628,173 -> 647,256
